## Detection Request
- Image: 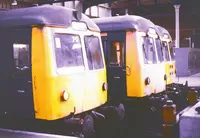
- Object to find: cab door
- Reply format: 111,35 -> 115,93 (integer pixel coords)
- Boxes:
0,28 -> 34,118
102,31 -> 127,102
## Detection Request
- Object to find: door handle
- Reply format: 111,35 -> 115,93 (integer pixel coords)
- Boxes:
126,65 -> 131,76
123,65 -> 131,76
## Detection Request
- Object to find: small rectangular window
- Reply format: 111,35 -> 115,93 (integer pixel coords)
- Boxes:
109,42 -> 125,66
13,43 -> 29,69
54,34 -> 84,69
84,35 -> 104,70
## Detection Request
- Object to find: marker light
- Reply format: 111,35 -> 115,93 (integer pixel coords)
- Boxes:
147,28 -> 158,38
102,82 -> 108,91
164,34 -> 169,39
148,28 -> 156,35
62,90 -> 69,101
71,21 -> 87,31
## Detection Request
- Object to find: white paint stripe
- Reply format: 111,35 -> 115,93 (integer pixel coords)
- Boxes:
0,128 -> 77,138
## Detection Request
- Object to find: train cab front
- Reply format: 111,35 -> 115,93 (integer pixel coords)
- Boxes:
44,13 -> 109,138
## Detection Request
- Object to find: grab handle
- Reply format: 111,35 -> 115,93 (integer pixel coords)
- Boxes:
123,65 -> 131,76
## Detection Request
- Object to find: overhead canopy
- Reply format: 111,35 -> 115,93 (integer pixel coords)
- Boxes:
22,0 -> 115,12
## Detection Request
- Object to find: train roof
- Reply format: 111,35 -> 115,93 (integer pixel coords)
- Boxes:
156,25 -> 172,39
92,15 -> 156,32
0,5 -> 99,31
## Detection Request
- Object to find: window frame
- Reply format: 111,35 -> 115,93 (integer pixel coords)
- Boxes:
13,43 -> 30,70
84,35 -> 104,70
108,41 -> 125,67
53,32 -> 85,75
155,38 -> 164,63
162,41 -> 170,62
141,36 -> 157,64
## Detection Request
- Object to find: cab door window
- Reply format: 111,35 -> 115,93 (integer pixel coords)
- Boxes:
13,43 -> 29,70
109,42 -> 125,66
84,35 -> 104,70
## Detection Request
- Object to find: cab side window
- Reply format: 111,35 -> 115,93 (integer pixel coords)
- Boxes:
13,44 -> 29,69
155,39 -> 164,62
101,36 -> 108,65
162,42 -> 170,61
169,43 -> 175,60
142,37 -> 157,64
84,35 -> 104,70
